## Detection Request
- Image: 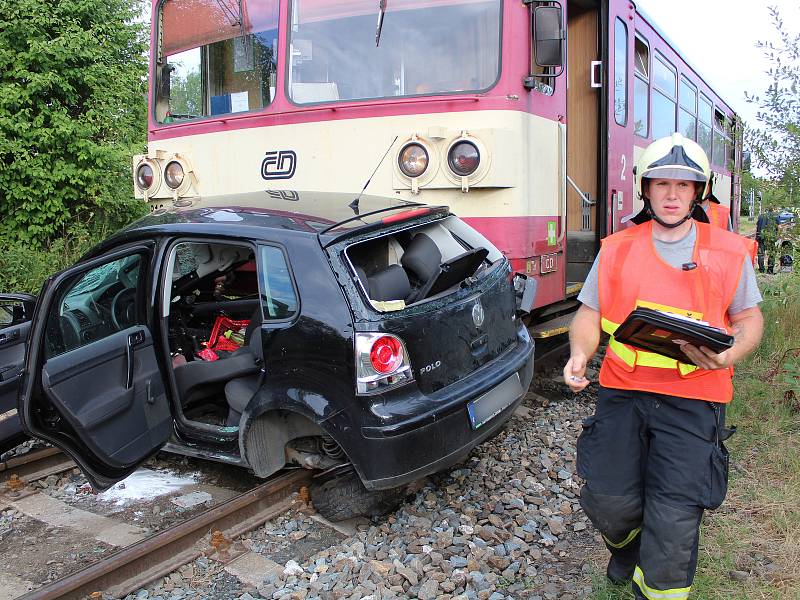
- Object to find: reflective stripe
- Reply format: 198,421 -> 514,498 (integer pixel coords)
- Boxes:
603,526 -> 641,549
633,566 -> 691,599
602,318 -> 698,374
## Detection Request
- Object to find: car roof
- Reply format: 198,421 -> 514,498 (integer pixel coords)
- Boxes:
85,191 -> 450,259
125,190 -> 445,237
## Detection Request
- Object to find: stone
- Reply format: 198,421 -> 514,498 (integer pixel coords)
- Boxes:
416,579 -> 439,600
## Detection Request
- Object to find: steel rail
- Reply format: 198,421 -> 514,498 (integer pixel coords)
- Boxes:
19,468 -> 313,600
0,447 -> 74,485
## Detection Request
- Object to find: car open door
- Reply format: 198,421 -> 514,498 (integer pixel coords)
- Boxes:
18,243 -> 172,490
0,293 -> 36,453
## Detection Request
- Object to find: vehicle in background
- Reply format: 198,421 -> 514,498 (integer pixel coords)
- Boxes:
0,294 -> 36,455
776,210 -> 796,226
13,192 -> 535,519
134,0 -> 742,338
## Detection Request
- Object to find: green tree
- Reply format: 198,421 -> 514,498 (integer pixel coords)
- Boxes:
745,6 -> 800,209
0,0 -> 148,244
169,68 -> 202,117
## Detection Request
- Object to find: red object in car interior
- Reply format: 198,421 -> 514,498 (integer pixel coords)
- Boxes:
370,336 -> 403,373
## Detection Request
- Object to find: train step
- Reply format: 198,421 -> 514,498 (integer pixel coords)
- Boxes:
530,311 -> 575,339
566,281 -> 583,298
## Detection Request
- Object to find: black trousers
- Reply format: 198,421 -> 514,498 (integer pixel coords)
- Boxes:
757,240 -> 776,273
576,386 -> 730,599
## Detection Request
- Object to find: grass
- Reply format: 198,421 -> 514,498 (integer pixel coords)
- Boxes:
740,216 -> 758,237
590,272 -> 800,600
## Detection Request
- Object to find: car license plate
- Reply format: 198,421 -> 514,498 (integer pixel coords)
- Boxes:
467,373 -> 524,430
540,253 -> 557,273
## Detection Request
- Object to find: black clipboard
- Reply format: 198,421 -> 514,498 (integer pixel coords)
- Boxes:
613,307 -> 734,365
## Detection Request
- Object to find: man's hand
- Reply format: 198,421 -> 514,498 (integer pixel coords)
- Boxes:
680,306 -> 763,370
563,354 -> 591,392
679,344 -> 733,370
562,304 -> 602,393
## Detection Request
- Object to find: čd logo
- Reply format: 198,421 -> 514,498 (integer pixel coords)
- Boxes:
262,150 -> 297,180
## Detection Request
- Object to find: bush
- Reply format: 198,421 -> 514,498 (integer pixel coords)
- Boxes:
0,211 -> 148,294
0,0 -> 148,245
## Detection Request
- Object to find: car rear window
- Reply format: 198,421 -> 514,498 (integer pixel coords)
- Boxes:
343,216 -> 504,311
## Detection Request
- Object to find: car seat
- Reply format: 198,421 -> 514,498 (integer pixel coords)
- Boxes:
400,233 -> 442,303
173,309 -> 262,413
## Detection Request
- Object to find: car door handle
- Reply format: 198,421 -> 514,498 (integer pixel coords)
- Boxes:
125,331 -> 144,389
0,330 -> 20,346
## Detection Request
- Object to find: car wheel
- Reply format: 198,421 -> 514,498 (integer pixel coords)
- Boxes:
310,466 -> 405,522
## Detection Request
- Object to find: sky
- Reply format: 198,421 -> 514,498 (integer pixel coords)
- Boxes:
634,0 -> 798,130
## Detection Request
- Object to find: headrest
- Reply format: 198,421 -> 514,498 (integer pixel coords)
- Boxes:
400,233 -> 441,282
368,265 -> 411,302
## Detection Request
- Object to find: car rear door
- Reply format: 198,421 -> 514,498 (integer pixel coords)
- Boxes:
18,243 -> 172,490
0,294 -> 36,453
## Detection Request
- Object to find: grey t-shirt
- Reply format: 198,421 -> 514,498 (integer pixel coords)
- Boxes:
578,222 -> 762,314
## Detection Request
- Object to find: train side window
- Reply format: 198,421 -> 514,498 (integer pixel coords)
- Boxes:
713,108 -> 731,167
651,52 -> 677,140
698,94 -> 713,157
679,76 -> 697,141
614,18 -> 628,126
633,34 -> 649,137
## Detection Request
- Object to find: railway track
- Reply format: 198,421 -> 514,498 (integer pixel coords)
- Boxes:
0,338 -> 569,600
0,447 -> 75,492
10,469 -> 312,600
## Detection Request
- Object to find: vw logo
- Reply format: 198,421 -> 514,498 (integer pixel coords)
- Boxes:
472,302 -> 485,328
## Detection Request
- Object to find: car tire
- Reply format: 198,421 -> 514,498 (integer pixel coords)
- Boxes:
310,466 -> 404,522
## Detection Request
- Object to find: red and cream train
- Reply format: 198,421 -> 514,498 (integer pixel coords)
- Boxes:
134,0 -> 741,329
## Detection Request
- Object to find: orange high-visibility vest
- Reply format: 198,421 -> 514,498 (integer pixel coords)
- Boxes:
745,237 -> 758,266
707,202 -> 731,230
598,221 -> 747,403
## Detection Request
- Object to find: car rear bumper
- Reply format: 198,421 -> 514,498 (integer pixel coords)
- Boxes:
338,323 -> 534,490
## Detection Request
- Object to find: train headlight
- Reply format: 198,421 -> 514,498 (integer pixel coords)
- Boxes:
398,143 -> 429,178
448,141 -> 480,177
164,161 -> 185,189
135,163 -> 155,191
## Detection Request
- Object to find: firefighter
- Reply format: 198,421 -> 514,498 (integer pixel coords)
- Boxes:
563,133 -> 764,599
700,182 -> 733,231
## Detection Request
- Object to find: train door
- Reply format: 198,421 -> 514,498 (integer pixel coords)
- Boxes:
566,0 -> 601,285
606,0 -> 636,234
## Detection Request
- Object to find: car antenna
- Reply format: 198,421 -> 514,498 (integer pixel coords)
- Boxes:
350,135 -> 398,213
375,0 -> 388,47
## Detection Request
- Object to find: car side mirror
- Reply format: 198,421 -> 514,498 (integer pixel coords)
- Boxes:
533,5 -> 565,72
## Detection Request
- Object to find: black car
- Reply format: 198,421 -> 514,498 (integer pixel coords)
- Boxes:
8,191 -> 535,519
0,294 -> 36,454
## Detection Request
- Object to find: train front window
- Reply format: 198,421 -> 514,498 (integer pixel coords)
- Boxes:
287,0 -> 501,105
156,0 -> 279,123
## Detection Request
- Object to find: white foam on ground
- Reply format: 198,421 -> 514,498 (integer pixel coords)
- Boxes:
98,468 -> 199,505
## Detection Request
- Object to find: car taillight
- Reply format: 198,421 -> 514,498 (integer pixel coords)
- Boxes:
370,336 -> 403,373
355,333 -> 413,394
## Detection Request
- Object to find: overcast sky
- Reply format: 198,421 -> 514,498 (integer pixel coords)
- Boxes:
634,0 -> 797,130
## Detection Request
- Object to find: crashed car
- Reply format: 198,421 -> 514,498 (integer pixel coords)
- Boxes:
0,294 -> 36,454
9,192 -> 535,519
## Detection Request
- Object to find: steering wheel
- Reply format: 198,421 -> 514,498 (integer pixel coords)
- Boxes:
111,288 -> 137,330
